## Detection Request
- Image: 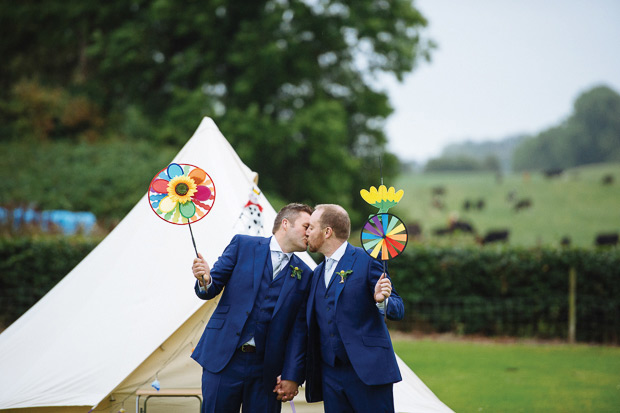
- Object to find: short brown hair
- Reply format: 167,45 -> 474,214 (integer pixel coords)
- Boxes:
315,204 -> 350,240
272,203 -> 314,234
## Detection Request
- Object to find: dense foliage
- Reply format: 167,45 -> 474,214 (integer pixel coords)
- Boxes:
2,237 -> 618,343
0,140 -> 176,225
0,0 -> 434,223
0,236 -> 100,327
513,85 -> 620,171
388,245 -> 620,343
424,155 -> 501,173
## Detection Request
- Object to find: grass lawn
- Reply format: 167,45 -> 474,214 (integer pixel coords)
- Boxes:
389,163 -> 620,248
393,338 -> 620,412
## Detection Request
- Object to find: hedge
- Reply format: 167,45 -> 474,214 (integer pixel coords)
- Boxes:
2,238 -> 619,342
388,245 -> 620,343
0,237 -> 100,328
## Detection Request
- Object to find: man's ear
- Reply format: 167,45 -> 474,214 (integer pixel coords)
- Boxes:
281,218 -> 289,230
325,227 -> 333,239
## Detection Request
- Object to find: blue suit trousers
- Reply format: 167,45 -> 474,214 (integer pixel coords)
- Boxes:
201,350 -> 281,413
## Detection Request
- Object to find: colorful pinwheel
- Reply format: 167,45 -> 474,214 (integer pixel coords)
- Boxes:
361,213 -> 408,260
148,163 -> 215,225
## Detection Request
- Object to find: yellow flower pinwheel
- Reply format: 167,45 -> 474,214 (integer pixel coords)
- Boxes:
360,185 -> 404,214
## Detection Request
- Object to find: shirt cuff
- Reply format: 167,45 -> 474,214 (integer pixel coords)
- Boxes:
376,298 -> 388,311
198,280 -> 212,292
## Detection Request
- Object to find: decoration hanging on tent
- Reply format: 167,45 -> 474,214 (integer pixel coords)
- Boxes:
233,184 -> 264,236
151,377 -> 161,391
148,163 -> 216,260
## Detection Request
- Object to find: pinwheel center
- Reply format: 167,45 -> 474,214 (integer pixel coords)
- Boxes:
175,183 -> 189,196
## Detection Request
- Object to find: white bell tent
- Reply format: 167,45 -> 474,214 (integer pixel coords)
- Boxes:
0,118 -> 453,413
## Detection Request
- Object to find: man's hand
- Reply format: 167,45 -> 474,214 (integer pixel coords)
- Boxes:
374,273 -> 392,303
192,253 -> 211,287
273,375 -> 299,402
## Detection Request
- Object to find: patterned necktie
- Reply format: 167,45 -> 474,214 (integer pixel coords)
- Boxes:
273,251 -> 287,278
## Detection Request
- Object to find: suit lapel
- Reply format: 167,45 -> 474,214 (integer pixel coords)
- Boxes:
307,260 -> 325,323
254,238 -> 270,297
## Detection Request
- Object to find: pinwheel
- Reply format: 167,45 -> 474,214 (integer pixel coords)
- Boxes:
148,162 -> 216,257
361,213 -> 408,261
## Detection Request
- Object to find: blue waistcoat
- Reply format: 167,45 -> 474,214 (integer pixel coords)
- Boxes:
315,272 -> 348,366
238,260 -> 286,353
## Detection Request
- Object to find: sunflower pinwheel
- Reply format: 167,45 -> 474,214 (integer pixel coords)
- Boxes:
148,163 -> 216,225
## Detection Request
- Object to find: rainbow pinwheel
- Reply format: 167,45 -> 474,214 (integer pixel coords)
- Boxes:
361,213 -> 408,260
148,163 -> 215,225
359,184 -> 408,261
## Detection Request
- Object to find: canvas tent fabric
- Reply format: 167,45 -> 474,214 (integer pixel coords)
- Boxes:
0,117 -> 453,413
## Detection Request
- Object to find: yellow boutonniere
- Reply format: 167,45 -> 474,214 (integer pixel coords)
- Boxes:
336,270 -> 353,283
290,265 -> 302,280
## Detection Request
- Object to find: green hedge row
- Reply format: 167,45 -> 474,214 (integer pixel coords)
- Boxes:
0,237 -> 100,327
2,238 -> 619,342
388,245 -> 620,342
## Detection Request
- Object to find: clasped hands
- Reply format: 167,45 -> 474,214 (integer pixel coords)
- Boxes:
374,273 -> 392,303
192,253 -> 211,286
273,376 -> 299,402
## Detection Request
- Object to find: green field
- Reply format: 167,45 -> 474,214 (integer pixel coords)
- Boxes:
388,163 -> 620,248
393,338 -> 620,412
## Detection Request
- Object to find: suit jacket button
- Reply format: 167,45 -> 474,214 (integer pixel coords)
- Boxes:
236,332 -> 240,336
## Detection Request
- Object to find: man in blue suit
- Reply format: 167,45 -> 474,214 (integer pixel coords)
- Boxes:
304,204 -> 404,412
191,203 -> 314,413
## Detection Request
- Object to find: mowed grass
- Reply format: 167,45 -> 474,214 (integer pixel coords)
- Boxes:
393,338 -> 620,412
389,163 -> 620,248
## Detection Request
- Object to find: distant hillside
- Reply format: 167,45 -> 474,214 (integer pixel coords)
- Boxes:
441,135 -> 526,172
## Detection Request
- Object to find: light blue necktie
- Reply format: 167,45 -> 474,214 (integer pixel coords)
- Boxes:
324,257 -> 337,287
273,251 -> 287,279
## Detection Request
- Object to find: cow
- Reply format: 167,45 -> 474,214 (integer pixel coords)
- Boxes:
543,168 -> 563,178
477,230 -> 510,245
594,233 -> 618,246
514,198 -> 532,212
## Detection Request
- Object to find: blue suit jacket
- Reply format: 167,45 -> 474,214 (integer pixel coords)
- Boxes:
191,234 -> 313,388
305,243 -> 404,402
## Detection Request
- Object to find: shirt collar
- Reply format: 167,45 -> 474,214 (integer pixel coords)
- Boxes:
270,236 -> 293,259
326,241 -> 348,263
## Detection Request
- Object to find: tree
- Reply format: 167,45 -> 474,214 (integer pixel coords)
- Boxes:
1,0 -> 433,223
512,85 -> 620,171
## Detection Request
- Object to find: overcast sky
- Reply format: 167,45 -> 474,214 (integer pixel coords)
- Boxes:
380,0 -> 620,163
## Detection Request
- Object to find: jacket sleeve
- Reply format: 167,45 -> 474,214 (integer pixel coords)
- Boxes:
194,234 -> 240,300
367,257 -> 405,321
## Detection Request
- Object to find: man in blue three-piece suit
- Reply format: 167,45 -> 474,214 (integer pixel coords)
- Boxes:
304,204 -> 405,413
191,203 -> 314,413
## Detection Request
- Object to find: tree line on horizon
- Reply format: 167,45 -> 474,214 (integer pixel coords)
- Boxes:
0,0 -> 434,225
424,85 -> 620,173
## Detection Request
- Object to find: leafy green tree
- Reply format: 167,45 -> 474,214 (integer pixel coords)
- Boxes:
513,85 -> 620,171
1,0 -> 433,223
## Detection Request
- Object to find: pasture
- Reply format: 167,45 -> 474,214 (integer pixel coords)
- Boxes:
393,337 -> 620,412
389,163 -> 620,248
